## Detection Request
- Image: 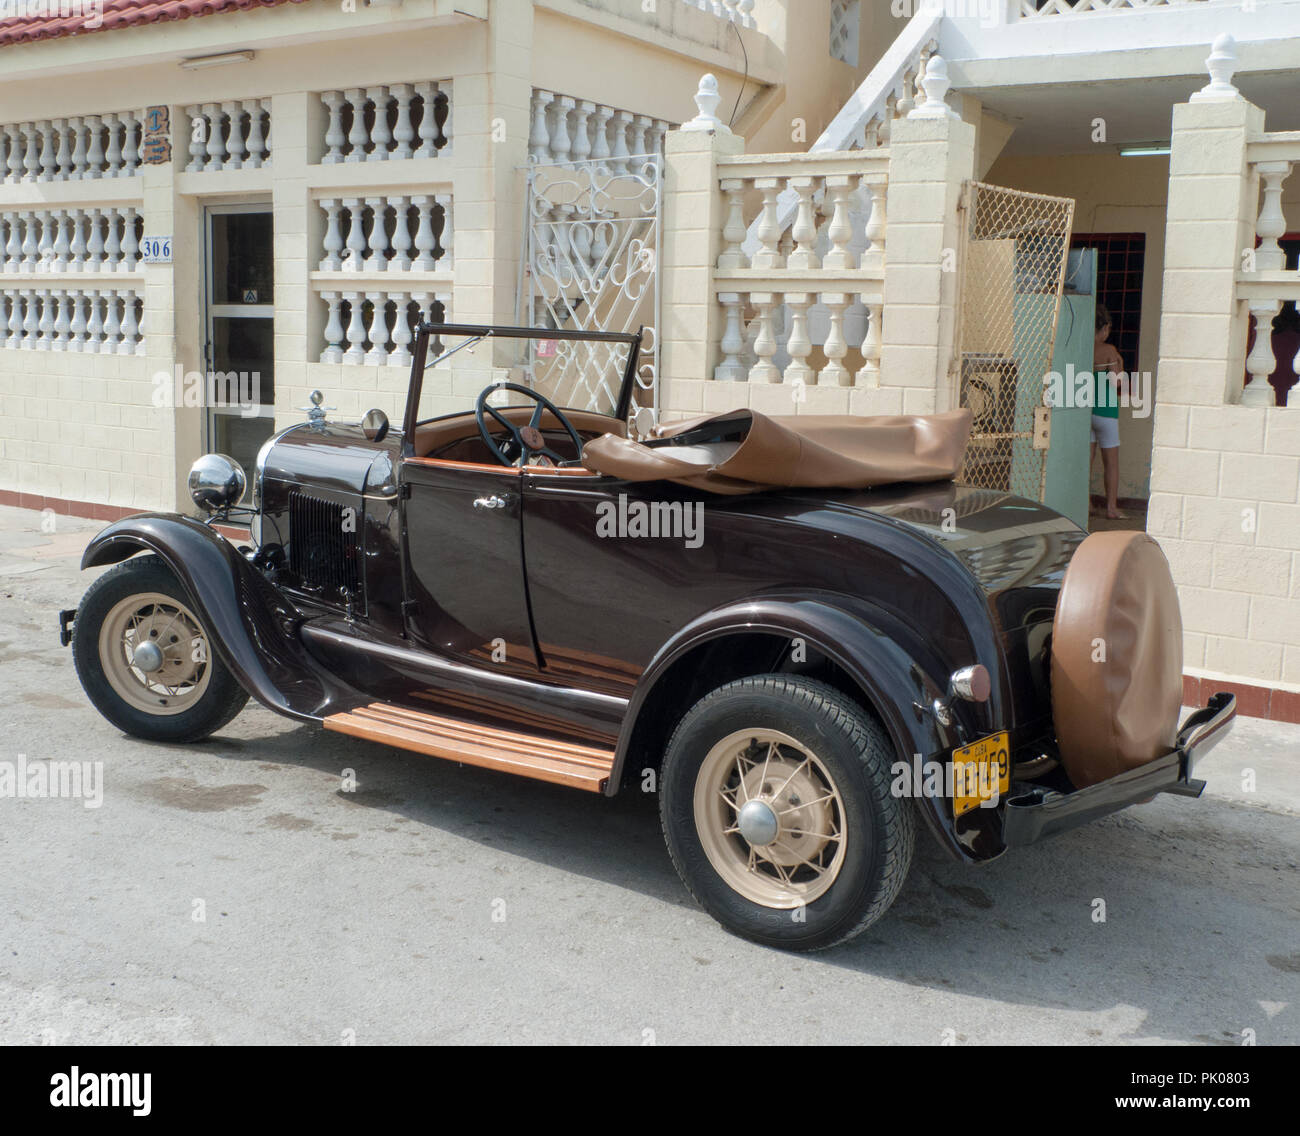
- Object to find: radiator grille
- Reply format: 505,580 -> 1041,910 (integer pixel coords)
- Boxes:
288,490 -> 362,596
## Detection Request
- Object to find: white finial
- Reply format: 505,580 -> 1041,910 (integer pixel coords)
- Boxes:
682,73 -> 732,134
909,54 -> 959,120
1191,34 -> 1241,101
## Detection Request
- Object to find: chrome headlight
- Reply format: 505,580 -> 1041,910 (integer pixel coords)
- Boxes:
188,453 -> 247,512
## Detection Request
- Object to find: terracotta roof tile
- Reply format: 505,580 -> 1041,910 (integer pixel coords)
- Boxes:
0,0 -> 309,48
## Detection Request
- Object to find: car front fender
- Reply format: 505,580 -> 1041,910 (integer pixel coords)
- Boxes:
612,593 -> 996,863
80,513 -> 363,721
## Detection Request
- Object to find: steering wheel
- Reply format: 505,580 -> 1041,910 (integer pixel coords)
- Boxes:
475,382 -> 585,468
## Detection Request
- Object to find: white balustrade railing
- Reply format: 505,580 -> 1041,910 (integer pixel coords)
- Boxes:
1,207 -> 142,274
528,90 -> 671,168
184,101 -> 272,172
318,289 -> 449,366
2,288 -> 144,354
317,196 -> 452,273
714,152 -> 887,387
1239,131 -> 1300,408
320,83 -> 451,164
681,0 -> 756,28
1,112 -> 143,182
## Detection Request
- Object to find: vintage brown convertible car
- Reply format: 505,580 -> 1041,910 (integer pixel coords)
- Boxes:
61,324 -> 1236,950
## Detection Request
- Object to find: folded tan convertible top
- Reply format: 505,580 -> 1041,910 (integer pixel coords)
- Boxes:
580,408 -> 973,495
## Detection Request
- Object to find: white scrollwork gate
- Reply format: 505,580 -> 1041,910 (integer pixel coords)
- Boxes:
521,155 -> 661,416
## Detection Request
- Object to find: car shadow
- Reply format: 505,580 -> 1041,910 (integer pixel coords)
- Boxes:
204,716 -> 1298,1045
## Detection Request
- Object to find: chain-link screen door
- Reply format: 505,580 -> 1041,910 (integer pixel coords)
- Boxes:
955,181 -> 1075,500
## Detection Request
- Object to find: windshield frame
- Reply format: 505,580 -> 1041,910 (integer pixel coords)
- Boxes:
402,322 -> 643,456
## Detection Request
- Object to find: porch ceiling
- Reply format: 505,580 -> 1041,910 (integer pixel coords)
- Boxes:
971,70 -> 1300,157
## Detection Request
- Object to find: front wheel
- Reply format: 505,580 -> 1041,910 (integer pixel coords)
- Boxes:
660,675 -> 913,951
72,555 -> 249,743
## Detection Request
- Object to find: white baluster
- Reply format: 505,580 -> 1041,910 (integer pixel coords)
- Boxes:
135,296 -> 146,356
856,300 -> 882,386
391,84 -> 415,159
750,293 -> 780,383
100,290 -> 121,353
20,288 -> 37,347
38,121 -> 56,181
121,207 -> 139,271
784,293 -> 814,385
223,101 -> 246,169
320,292 -> 344,363
36,288 -> 53,350
717,174 -> 747,266
243,100 -> 266,167
861,181 -> 886,275
715,293 -> 747,381
551,97 -> 575,165
34,210 -> 51,274
788,177 -> 821,271
389,196 -> 411,271
322,91 -> 346,164
365,197 -> 390,271
84,115 -> 104,178
364,292 -> 390,365
20,122 -> 39,182
52,289 -> 70,350
590,106 -> 613,173
631,115 -> 651,161
752,178 -> 785,270
343,198 -> 366,271
411,195 -> 436,270
530,90 -> 554,163
343,292 -> 365,363
103,210 -> 121,272
1242,160 -> 1292,407
414,82 -> 443,158
7,289 -> 23,348
21,210 -> 39,273
121,110 -> 140,176
204,102 -> 226,170
822,176 -> 859,270
367,87 -> 391,160
103,114 -> 123,177
68,291 -> 87,352
739,0 -> 756,29
3,214 -> 18,271
818,293 -> 850,385
118,289 -> 138,354
572,101 -> 594,165
185,106 -> 206,171
609,110 -> 632,175
435,195 -> 453,268
345,88 -> 368,162
3,126 -> 20,182
388,292 -> 412,367
320,199 -> 343,271
84,289 -> 102,350
260,99 -> 271,165
85,208 -> 105,272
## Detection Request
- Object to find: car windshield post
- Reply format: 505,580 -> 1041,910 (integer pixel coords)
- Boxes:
403,322 -> 643,455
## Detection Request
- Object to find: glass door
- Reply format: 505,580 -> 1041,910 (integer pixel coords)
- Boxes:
204,205 -> 274,477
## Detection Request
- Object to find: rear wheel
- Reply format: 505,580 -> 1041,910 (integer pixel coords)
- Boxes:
72,556 -> 249,742
659,675 -> 913,951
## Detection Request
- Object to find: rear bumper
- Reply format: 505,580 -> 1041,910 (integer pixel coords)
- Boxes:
1001,692 -> 1236,848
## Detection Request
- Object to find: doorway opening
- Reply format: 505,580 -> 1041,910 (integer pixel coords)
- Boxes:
203,204 -> 274,477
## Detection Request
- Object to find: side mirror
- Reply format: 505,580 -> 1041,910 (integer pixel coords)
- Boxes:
362,408 -> 390,443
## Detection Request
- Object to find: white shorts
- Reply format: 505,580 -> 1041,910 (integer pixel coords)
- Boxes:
1090,415 -> 1120,449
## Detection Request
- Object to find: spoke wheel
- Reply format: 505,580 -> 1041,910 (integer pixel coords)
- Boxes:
695,728 -> 847,909
98,592 -> 212,715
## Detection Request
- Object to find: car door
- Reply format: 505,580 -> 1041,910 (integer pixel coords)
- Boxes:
399,456 -> 540,672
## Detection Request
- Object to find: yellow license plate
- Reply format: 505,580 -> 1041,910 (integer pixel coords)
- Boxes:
952,732 -> 1010,818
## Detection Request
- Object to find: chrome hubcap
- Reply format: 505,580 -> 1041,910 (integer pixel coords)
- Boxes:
737,799 -> 780,846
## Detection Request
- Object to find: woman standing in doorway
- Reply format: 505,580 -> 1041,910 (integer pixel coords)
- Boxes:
1091,303 -> 1127,521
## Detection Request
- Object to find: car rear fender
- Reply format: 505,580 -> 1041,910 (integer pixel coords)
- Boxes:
612,595 -> 984,862
79,513 -> 363,721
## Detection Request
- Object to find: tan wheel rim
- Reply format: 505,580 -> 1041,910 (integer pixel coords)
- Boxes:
693,728 -> 848,909
98,592 -> 212,716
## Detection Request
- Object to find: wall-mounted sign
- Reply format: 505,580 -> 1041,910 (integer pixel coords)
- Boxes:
142,105 -> 172,165
242,289 -> 258,303
141,236 -> 172,264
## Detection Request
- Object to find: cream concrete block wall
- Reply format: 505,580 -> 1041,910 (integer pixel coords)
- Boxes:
1150,95 -> 1298,689
878,114 -> 977,415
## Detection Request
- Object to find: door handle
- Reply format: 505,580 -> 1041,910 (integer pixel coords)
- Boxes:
473,495 -> 508,511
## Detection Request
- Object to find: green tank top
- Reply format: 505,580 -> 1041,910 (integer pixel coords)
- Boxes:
1093,368 -> 1120,419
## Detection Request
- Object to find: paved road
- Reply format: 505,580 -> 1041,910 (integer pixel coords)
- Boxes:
1,504 -> 1297,1045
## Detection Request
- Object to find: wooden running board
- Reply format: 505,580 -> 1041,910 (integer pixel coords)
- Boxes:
323,703 -> 615,793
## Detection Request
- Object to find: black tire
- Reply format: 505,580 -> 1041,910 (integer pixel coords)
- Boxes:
660,675 -> 913,951
72,555 -> 249,743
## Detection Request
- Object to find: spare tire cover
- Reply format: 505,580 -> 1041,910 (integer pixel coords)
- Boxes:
1051,531 -> 1183,788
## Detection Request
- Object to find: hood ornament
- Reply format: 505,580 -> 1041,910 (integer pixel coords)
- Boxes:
298,389 -> 336,431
